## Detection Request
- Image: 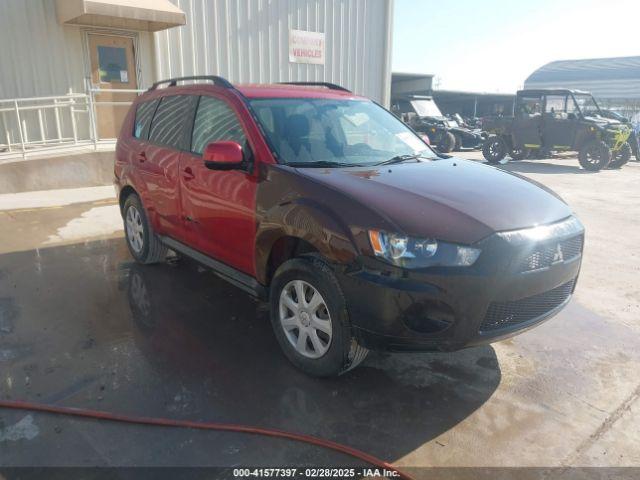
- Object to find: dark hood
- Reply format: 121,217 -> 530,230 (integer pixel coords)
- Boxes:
296,159 -> 572,244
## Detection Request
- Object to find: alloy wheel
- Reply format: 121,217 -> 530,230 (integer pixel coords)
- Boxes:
126,205 -> 145,253
279,280 -> 332,359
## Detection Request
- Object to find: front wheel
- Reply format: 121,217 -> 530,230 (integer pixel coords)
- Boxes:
578,140 -> 611,171
608,142 -> 632,169
482,136 -> 508,164
270,256 -> 368,377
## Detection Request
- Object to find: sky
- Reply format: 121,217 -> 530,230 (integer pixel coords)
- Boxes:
393,0 -> 640,93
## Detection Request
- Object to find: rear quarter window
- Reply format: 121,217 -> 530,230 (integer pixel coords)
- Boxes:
133,99 -> 158,139
148,95 -> 194,149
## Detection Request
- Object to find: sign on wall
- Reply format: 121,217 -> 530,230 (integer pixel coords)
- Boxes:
289,29 -> 325,65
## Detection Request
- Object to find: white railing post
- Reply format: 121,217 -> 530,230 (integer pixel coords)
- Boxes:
14,100 -> 26,157
86,78 -> 99,148
53,98 -> 62,144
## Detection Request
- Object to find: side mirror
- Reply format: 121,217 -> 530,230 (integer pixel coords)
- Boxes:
203,141 -> 244,170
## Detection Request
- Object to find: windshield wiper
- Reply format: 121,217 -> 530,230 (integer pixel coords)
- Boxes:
285,160 -> 355,168
376,153 -> 425,166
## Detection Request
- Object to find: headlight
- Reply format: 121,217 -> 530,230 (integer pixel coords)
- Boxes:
368,230 -> 481,268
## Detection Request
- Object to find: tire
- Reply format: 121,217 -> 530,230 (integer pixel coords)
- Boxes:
510,147 -> 530,161
269,255 -> 368,377
123,194 -> 168,264
453,133 -> 462,151
437,131 -> 456,153
482,136 -> 507,164
608,142 -> 632,169
578,140 -> 611,171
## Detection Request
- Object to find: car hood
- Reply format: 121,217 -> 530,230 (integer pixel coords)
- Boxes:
296,159 -> 572,244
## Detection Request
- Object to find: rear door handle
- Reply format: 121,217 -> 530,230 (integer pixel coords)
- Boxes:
137,151 -> 147,163
183,167 -> 195,181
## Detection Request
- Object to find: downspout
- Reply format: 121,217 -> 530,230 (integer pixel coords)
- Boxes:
381,0 -> 394,108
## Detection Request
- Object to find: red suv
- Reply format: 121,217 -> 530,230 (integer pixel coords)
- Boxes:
115,76 -> 584,377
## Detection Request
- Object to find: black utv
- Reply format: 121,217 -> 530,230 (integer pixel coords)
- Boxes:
391,95 -> 485,153
482,89 -> 633,171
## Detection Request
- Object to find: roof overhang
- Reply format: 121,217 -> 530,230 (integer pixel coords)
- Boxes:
56,0 -> 186,32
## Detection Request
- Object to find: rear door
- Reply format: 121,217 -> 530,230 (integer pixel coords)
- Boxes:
178,95 -> 258,276
512,93 -> 543,148
140,94 -> 197,240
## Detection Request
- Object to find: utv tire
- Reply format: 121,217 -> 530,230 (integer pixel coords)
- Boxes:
123,194 -> 168,264
578,140 -> 611,171
482,136 -> 508,164
437,131 -> 456,153
510,147 -> 530,161
608,142 -> 632,169
453,133 -> 462,151
270,256 -> 368,377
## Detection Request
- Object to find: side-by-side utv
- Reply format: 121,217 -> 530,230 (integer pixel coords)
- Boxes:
482,89 -> 633,171
391,95 -> 485,153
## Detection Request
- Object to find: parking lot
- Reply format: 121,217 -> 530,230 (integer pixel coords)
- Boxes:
1,154 -> 639,473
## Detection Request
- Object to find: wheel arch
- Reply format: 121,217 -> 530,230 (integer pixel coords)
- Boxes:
255,200 -> 359,286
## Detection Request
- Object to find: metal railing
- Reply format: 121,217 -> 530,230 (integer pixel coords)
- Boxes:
0,84 -> 145,159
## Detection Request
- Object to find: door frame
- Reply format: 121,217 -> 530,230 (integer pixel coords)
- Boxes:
81,28 -> 143,91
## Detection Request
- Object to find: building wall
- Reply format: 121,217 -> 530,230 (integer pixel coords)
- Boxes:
0,0 -> 156,99
153,0 -> 393,104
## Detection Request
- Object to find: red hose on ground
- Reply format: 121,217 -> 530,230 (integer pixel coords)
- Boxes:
0,399 -> 413,480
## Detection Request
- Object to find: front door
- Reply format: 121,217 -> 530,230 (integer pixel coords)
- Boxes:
179,95 -> 257,276
512,93 -> 543,148
88,33 -> 138,139
541,94 -> 577,150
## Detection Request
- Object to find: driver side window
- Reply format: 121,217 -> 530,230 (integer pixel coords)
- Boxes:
191,96 -> 247,155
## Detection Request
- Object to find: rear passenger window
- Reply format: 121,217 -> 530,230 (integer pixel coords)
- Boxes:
191,96 -> 247,155
148,95 -> 193,148
133,99 -> 158,139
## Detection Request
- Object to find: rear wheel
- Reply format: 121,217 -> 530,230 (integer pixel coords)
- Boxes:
482,136 -> 507,164
123,194 -> 168,264
578,140 -> 611,171
270,256 -> 368,377
510,147 -> 530,161
608,142 -> 632,169
453,133 -> 462,151
437,131 -> 456,153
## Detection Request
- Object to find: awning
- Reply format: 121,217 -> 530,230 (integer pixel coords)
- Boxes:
56,0 -> 186,32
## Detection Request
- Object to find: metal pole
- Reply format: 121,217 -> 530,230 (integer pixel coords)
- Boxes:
14,100 -> 26,157
70,100 -> 79,145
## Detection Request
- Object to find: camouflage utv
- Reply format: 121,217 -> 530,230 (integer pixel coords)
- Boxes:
482,89 -> 633,171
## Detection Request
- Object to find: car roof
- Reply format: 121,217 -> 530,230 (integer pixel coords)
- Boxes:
142,82 -> 367,101
517,88 -> 592,96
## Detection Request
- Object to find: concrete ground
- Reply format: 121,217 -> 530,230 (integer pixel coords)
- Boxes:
1,154 -> 639,477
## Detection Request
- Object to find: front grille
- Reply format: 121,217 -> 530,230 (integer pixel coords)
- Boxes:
519,235 -> 583,272
480,279 -> 575,332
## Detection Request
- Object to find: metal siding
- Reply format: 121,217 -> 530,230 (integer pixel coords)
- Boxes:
153,0 -> 392,103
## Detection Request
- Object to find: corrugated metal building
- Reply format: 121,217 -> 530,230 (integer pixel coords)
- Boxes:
0,0 -> 393,152
524,56 -> 640,114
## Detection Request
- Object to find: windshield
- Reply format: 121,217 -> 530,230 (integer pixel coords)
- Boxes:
249,98 -> 436,166
573,94 -> 601,117
410,99 -> 443,117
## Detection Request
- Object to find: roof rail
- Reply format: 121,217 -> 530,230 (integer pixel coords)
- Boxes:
278,82 -> 351,93
148,75 -> 234,91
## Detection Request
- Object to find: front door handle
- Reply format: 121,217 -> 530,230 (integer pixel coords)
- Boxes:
183,167 -> 195,181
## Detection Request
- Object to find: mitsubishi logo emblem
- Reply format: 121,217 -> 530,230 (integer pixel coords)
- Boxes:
552,243 -> 564,264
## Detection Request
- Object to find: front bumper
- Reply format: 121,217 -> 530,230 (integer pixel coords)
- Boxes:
337,217 -> 584,352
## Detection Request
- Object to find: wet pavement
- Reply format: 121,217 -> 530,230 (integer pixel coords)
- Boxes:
1,161 -> 640,473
